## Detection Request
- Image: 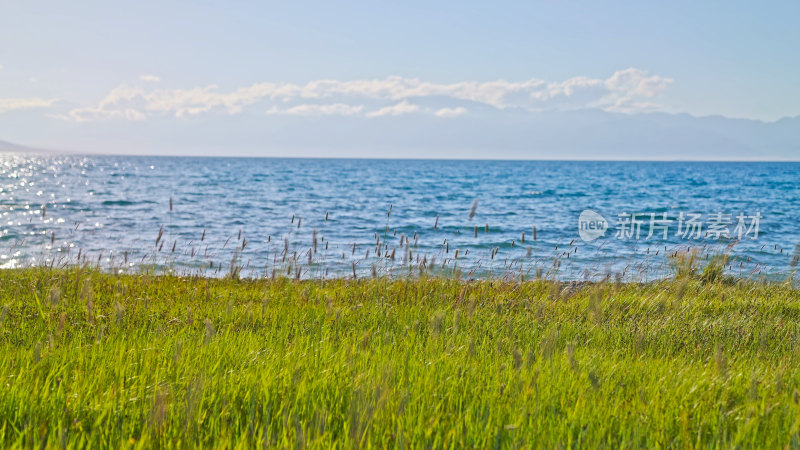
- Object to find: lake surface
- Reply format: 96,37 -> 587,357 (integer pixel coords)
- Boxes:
1,154 -> 798,280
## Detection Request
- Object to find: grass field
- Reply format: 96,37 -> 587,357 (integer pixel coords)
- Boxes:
1,268 -> 799,448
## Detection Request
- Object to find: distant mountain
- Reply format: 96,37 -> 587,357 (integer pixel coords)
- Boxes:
0,139 -> 53,153
0,139 -> 31,151
0,140 -> 64,155
250,107 -> 800,160
2,109 -> 799,160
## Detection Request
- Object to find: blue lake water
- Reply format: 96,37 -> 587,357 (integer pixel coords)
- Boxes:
1,153 -> 798,280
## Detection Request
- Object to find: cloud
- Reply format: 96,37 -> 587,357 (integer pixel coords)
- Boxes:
435,106 -> 468,118
55,68 -> 673,121
50,85 -> 148,121
365,100 -> 420,118
56,82 -> 300,121
605,68 -> 672,98
267,103 -> 363,116
139,75 -> 161,82
0,97 -> 58,114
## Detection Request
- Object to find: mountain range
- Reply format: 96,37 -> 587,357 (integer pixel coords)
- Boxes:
2,109 -> 799,160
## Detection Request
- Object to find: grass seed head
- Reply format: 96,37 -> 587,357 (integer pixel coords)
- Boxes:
203,318 -> 215,344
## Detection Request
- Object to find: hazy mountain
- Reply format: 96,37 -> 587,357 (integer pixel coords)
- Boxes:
248,107 -> 800,160
3,110 -> 799,160
0,139 -> 56,154
0,139 -> 33,152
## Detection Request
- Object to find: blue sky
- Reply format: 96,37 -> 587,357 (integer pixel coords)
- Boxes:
0,0 -> 798,157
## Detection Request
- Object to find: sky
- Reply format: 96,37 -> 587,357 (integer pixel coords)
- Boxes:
0,0 -> 799,158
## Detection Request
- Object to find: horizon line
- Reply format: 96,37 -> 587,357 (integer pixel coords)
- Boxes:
2,149 -> 798,164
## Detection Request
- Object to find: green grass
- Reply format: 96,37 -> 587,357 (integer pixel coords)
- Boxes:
1,268 -> 800,448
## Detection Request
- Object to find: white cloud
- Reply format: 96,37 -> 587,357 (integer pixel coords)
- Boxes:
435,106 -> 468,118
0,65 -> 3,71
365,100 -> 419,118
56,68 -> 673,121
605,68 -> 671,98
267,103 -> 363,116
0,97 -> 58,114
139,75 -> 161,82
600,68 -> 675,113
52,85 -> 147,121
